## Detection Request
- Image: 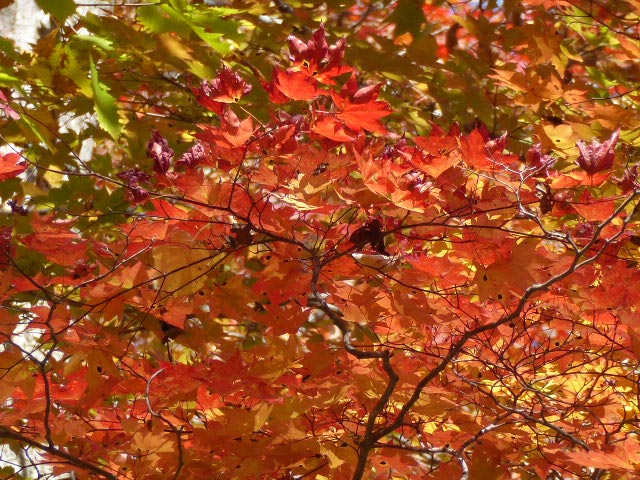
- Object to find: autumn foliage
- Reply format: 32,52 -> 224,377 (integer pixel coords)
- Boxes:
1,1 -> 640,479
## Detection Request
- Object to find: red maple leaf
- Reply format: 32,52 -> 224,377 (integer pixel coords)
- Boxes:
525,143 -> 555,177
576,129 -> 619,175
460,129 -> 493,169
268,68 -> 321,102
194,66 -> 252,112
0,152 -> 27,181
146,130 -> 174,173
311,114 -> 356,142
196,107 -> 255,150
331,76 -> 391,134
287,24 -> 353,84
614,165 -> 639,193
413,126 -> 463,178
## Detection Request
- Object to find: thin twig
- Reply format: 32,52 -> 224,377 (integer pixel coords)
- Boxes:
145,368 -> 165,417
0,427 -> 118,480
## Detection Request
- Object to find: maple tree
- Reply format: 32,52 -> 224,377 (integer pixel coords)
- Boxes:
1,0 -> 640,479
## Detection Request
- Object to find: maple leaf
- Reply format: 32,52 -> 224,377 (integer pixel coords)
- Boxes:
525,143 -> 555,177
197,107 -> 255,150
350,219 -> 389,255
613,165 -> 639,193
460,129 -> 494,169
117,166 -> 151,186
0,152 -> 27,181
576,129 -> 619,175
287,24 -> 352,84
4,4 -> 640,480
194,66 -> 252,112
331,76 -> 391,134
0,90 -> 19,120
146,130 -> 174,173
177,143 -> 207,169
412,123 -> 464,177
311,114 -> 356,142
561,441 -> 640,472
267,68 -> 321,102
256,121 -> 299,154
23,215 -> 88,266
572,191 -> 616,221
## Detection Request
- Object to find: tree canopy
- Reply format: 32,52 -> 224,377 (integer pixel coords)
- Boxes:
2,1 -> 640,479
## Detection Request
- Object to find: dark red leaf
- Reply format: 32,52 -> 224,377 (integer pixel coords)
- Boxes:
194,66 -> 252,110
576,129 -> 619,175
117,167 -> 151,186
526,143 -> 555,177
178,143 -> 207,169
147,130 -> 174,173
350,219 -> 389,255
613,165 -> 639,193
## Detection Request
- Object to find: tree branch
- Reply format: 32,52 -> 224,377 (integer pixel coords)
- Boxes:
0,428 -> 118,480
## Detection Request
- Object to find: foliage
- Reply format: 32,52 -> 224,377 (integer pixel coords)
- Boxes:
1,1 -> 640,479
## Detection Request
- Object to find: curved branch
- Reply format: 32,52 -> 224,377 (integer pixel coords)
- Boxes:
353,192 -> 640,477
0,427 -> 118,480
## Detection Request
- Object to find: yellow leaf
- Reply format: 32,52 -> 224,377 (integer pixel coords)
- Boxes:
253,403 -> 274,431
43,170 -> 66,188
152,245 -> 215,295
131,430 -> 174,454
540,124 -> 579,154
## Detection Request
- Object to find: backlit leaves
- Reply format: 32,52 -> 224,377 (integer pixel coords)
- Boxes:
1,3 -> 640,480
146,130 -> 174,174
89,56 -> 122,140
0,152 -> 26,181
195,66 -> 252,109
576,129 -> 620,175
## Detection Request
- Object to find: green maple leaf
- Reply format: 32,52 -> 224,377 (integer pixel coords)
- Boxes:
89,56 -> 121,140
